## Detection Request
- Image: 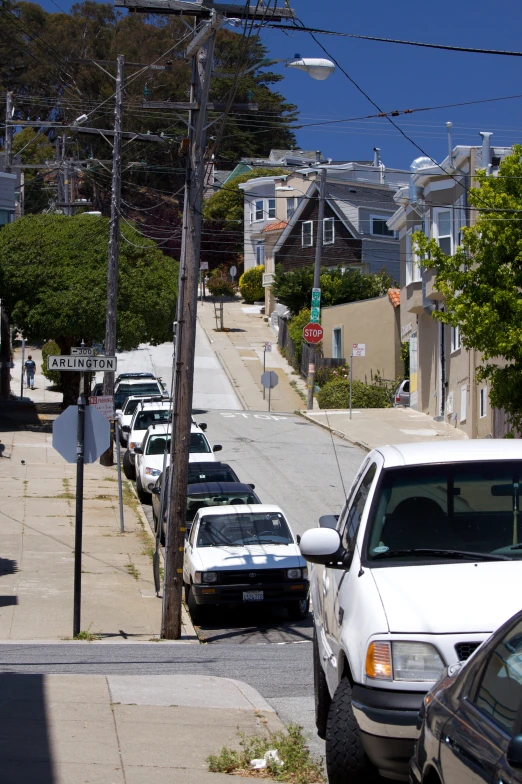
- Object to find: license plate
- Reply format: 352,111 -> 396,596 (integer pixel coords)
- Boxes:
243,590 -> 264,602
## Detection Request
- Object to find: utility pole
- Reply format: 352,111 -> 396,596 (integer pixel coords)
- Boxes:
0,91 -> 14,399
306,165 -> 327,410
100,54 -> 125,467
3,91 -> 13,173
162,21 -> 218,639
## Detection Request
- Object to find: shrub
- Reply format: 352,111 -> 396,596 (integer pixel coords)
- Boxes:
207,272 -> 237,297
317,378 -> 391,409
239,265 -> 264,304
41,339 -> 61,386
315,365 -> 337,387
287,308 -> 311,368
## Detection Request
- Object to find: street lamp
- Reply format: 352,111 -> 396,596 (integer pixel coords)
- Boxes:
284,55 -> 335,81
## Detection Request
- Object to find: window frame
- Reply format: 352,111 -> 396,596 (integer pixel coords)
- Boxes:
302,220 -> 313,247
340,463 -> 378,561
255,241 -> 265,267
370,214 -> 396,238
323,217 -> 335,245
405,230 -> 422,285
480,387 -> 488,418
433,207 -> 453,256
451,325 -> 461,353
286,197 -> 296,221
332,327 -> 342,359
251,199 -> 264,223
267,198 -> 276,219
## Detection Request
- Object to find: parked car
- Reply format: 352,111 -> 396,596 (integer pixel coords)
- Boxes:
133,423 -> 222,502
121,399 -> 174,479
187,462 -> 240,485
117,394 -> 167,446
394,378 -> 410,407
183,504 -> 309,624
114,377 -> 167,412
411,607 -> 522,784
299,440 -> 522,783
115,372 -> 156,384
152,480 -> 261,542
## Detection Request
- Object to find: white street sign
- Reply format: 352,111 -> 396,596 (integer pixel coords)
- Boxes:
264,342 -> 272,352
352,343 -> 366,357
200,261 -> 209,270
230,265 -> 237,279
71,346 -> 94,356
47,355 -> 117,372
89,395 -> 114,420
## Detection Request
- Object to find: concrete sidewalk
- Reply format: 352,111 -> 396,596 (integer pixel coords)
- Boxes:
0,672 -> 282,783
303,407 -> 468,451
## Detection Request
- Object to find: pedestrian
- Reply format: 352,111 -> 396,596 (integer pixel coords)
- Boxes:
25,355 -> 36,390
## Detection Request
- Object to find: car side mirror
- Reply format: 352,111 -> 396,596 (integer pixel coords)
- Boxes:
296,534 -> 301,545
319,514 -> 339,529
213,445 -> 222,452
133,447 -> 143,455
122,425 -> 131,433
507,736 -> 522,768
299,528 -> 349,569
248,483 -> 255,490
198,423 -> 207,431
151,486 -> 161,496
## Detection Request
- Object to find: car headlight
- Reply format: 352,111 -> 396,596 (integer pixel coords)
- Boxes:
194,571 -> 217,584
366,641 -> 444,682
287,568 -> 307,579
146,467 -> 161,476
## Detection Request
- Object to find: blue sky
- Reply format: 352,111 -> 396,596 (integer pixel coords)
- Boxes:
33,0 -> 522,169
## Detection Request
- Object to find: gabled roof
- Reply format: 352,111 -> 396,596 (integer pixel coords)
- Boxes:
327,182 -> 397,210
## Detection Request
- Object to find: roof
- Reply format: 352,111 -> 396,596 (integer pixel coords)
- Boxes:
262,220 -> 288,233
269,149 -> 321,161
388,289 -> 400,308
186,482 -> 256,495
144,422 -> 203,434
376,440 -> 522,469
198,504 -> 285,517
327,182 -> 397,210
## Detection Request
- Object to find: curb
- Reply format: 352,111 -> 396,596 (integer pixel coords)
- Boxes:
299,410 -> 371,453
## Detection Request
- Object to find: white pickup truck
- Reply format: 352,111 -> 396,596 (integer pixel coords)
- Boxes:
299,440 -> 522,783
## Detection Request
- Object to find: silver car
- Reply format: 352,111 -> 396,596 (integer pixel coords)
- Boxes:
394,379 -> 410,406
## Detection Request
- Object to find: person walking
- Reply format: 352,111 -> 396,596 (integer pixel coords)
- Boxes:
25,355 -> 36,390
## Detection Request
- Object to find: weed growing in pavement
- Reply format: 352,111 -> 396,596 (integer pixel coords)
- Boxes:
207,723 -> 325,783
73,623 -> 101,642
289,380 -> 307,404
125,561 -> 140,581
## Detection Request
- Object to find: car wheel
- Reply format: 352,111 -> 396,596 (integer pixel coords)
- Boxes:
119,430 -> 126,447
287,596 -> 310,621
313,626 -> 331,739
135,474 -> 149,504
326,678 -> 377,784
186,583 -> 204,625
122,450 -> 136,480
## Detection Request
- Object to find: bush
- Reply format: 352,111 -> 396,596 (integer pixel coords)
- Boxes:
207,272 -> 237,297
239,265 -> 264,304
315,365 -> 340,387
317,378 -> 391,409
287,308 -> 311,367
41,339 -> 61,387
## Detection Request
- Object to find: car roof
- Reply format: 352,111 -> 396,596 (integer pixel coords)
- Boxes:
198,504 -> 284,517
116,378 -> 161,388
144,422 -> 204,435
117,372 -> 155,380
187,482 -> 255,494
375,440 -> 522,468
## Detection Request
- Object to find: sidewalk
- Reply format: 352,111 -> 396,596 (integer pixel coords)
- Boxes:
302,406 -> 468,451
0,672 -> 282,783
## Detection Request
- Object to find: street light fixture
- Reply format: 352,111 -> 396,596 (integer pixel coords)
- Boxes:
285,55 -> 335,81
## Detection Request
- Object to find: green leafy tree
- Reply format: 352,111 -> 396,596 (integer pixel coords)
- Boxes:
0,213 -> 178,404
414,144 -> 522,431
273,265 -> 391,315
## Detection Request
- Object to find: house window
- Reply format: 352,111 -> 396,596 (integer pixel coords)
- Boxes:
451,325 -> 461,353
434,209 -> 452,255
0,210 -> 11,227
302,221 -> 313,247
405,231 -> 422,285
332,328 -> 342,359
323,217 -> 335,245
371,215 -> 395,237
251,199 -> 264,222
255,242 -> 265,266
286,197 -> 297,220
267,198 -> 276,219
480,388 -> 487,418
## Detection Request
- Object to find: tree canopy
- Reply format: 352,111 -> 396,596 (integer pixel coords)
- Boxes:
414,144 -> 522,430
273,265 -> 392,315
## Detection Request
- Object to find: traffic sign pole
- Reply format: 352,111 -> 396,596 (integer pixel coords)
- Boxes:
349,352 -> 353,421
73,371 -> 85,638
263,347 -> 266,400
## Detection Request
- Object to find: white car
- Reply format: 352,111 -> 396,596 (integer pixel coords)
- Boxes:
299,439 -> 522,784
121,400 -> 174,479
117,394 -> 167,446
134,423 -> 221,501
114,377 -> 167,415
183,504 -> 309,625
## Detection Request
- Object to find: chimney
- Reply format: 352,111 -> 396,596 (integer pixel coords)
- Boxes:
479,132 -> 493,174
446,122 -> 453,167
373,147 -> 381,167
315,150 -> 321,162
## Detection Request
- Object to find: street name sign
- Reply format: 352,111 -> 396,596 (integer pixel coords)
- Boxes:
71,346 -> 94,356
47,355 -> 117,372
52,405 -> 111,463
303,323 -> 324,345
311,288 -> 321,306
89,395 -> 115,420
352,343 -> 366,357
310,306 -> 321,323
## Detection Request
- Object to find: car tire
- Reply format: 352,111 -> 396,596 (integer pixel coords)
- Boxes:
122,450 -> 136,480
119,430 -> 126,447
286,597 -> 310,621
135,474 -> 149,505
186,583 -> 204,625
313,626 -> 331,739
326,678 -> 377,784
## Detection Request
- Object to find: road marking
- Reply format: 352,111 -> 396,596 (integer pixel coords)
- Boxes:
219,413 -> 288,421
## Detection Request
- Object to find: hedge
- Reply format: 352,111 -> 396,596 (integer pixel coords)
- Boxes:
317,378 -> 391,409
41,339 -> 61,387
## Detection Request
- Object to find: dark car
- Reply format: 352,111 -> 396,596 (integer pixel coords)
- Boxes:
152,480 -> 260,541
115,372 -> 156,384
411,609 -> 522,784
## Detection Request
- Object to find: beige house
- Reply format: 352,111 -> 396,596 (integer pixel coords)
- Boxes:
321,290 -> 402,383
388,130 -> 512,437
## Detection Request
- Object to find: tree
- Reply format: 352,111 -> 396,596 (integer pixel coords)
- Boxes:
272,265 -> 391,315
414,144 -> 522,430
0,213 -> 178,404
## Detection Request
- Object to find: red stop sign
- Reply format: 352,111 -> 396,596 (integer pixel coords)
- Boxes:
303,322 -> 324,345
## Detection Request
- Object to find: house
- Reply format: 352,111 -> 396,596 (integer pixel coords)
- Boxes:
0,171 -> 17,227
321,289 -> 402,382
388,130 -> 513,437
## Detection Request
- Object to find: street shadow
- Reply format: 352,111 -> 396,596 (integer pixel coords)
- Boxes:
195,604 -> 314,645
0,557 -> 18,576
0,596 -> 17,607
0,401 -> 58,434
0,673 -> 55,782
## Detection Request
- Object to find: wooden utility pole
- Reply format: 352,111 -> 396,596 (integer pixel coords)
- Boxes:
306,165 -> 327,410
1,91 -> 14,399
162,22 -> 218,638
100,54 -> 125,466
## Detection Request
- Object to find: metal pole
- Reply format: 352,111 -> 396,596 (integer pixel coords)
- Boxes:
4,91 -> 13,174
20,337 -> 25,399
263,348 -> 266,399
307,166 -> 327,410
162,25 -> 217,639
268,381 -> 271,413
101,54 -> 124,467
115,428 -> 124,533
349,352 -> 353,420
0,93 -> 14,400
73,372 -> 86,637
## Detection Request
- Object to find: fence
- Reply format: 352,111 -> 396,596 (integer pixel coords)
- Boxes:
277,317 -> 346,379
300,343 -> 346,380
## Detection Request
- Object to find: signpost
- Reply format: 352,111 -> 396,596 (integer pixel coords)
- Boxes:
200,261 -> 209,301
302,322 -> 324,345
349,343 -> 366,420
49,348 -> 116,637
89,395 -> 123,534
261,370 -> 278,412
262,342 -> 273,400
88,395 -> 114,420
230,265 -> 237,280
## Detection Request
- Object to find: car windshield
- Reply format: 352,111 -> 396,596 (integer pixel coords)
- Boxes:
197,512 -> 293,547
146,434 -> 170,455
187,467 -> 238,483
366,461 -> 522,562
186,492 -> 259,522
115,383 -> 161,407
189,433 -> 211,453
134,410 -> 170,431
123,398 -> 142,416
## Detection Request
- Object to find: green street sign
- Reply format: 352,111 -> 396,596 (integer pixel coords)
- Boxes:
311,306 -> 321,323
311,287 -> 321,306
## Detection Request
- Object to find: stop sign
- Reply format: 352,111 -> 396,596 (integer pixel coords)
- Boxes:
303,322 -> 324,345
